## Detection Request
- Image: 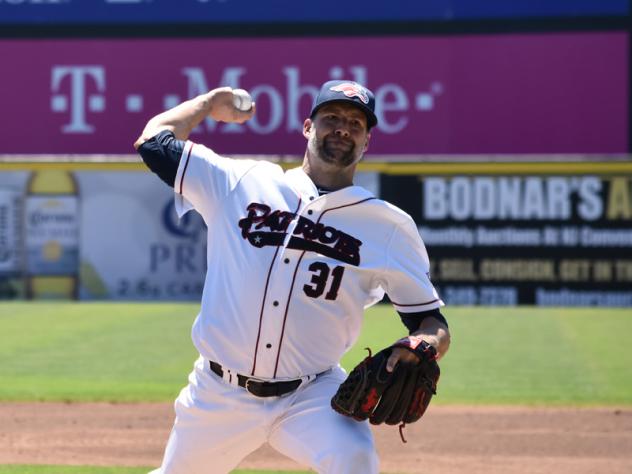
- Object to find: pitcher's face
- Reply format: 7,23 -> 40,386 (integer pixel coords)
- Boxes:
304,103 -> 371,169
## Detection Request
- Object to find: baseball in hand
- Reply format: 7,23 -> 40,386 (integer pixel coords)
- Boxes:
232,89 -> 253,111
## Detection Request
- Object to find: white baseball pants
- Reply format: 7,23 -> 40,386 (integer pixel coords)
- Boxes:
149,356 -> 379,474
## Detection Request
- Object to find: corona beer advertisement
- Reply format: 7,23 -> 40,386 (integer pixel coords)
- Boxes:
24,195 -> 79,275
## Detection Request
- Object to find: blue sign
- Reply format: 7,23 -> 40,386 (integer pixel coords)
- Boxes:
0,0 -> 628,25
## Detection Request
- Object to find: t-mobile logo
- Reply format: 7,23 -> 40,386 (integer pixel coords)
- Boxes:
50,66 -> 106,134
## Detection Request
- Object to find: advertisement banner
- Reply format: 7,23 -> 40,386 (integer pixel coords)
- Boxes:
0,0 -> 628,24
25,195 -> 79,275
380,167 -> 632,306
0,33 -> 627,155
0,189 -> 22,274
77,172 -> 208,300
0,165 -> 380,301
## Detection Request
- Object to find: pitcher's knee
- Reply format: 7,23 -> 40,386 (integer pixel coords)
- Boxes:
315,436 -> 379,474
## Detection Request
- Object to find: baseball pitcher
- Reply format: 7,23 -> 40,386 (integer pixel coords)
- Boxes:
134,80 -> 451,474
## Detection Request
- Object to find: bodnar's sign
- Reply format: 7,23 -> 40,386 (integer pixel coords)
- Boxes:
380,164 -> 632,306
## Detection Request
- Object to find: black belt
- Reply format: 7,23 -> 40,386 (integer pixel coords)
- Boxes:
209,361 -> 302,398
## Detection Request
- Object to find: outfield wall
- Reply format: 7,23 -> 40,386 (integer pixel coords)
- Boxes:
1,3 -> 629,306
1,159 -> 630,306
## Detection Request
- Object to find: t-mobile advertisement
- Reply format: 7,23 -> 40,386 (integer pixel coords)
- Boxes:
0,33 -> 627,155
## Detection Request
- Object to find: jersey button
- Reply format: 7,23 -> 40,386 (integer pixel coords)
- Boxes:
307,210 -> 313,215
284,258 -> 290,264
266,343 -> 272,348
309,196 -> 315,201
273,301 -> 279,306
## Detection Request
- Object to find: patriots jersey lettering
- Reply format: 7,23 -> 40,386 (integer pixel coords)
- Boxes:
238,202 -> 363,266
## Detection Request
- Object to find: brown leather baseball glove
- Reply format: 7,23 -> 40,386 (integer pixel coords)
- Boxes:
331,336 -> 440,441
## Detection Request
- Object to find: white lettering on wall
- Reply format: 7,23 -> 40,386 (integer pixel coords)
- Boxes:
423,176 -> 604,221
375,84 -> 408,134
50,66 -> 105,134
50,64 -> 445,136
248,84 -> 283,134
578,177 -> 603,220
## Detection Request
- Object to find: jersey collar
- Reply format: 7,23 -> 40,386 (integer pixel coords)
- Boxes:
285,167 -> 374,205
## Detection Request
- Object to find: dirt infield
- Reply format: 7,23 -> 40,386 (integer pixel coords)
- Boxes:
1,403 -> 631,474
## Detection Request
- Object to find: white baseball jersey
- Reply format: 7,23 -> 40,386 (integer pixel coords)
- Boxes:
175,141 -> 443,380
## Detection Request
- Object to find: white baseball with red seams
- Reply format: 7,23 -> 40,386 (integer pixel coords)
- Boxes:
232,88 -> 253,111
154,140 -> 443,474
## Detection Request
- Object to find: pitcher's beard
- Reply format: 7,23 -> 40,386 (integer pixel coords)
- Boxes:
311,135 -> 358,168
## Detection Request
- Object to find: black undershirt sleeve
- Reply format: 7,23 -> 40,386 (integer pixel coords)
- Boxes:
397,308 -> 449,334
137,130 -> 185,187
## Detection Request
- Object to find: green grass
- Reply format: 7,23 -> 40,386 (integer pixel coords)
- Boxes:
0,302 -> 198,402
0,467 -> 308,474
435,306 -> 632,405
0,302 -> 631,405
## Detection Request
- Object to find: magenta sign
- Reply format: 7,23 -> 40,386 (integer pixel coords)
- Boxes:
0,33 -> 627,155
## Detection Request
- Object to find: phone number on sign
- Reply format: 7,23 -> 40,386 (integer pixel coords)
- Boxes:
438,286 -> 518,306
116,278 -> 203,300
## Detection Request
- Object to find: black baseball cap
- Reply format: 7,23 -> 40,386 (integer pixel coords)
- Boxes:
310,80 -> 378,129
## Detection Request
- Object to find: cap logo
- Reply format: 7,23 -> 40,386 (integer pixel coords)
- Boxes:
330,83 -> 370,104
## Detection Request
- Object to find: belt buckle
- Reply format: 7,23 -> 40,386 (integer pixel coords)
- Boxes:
245,377 -> 264,396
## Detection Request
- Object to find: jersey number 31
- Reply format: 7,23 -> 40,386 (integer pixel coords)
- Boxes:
303,262 -> 345,301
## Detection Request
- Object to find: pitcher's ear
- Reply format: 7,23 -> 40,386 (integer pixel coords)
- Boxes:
303,118 -> 313,139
